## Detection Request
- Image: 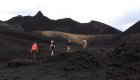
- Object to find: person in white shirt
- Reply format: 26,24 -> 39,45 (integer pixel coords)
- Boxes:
82,38 -> 87,49
50,40 -> 55,56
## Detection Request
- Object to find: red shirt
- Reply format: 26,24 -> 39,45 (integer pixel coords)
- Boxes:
31,43 -> 38,52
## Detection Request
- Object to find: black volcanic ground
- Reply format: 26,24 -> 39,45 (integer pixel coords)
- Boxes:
0,11 -> 140,80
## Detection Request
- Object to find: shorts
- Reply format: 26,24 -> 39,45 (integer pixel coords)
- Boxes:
51,46 -> 54,50
31,50 -> 38,53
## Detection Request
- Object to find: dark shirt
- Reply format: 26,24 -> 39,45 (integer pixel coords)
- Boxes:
67,42 -> 72,46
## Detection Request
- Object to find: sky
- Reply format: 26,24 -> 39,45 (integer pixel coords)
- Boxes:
0,0 -> 140,31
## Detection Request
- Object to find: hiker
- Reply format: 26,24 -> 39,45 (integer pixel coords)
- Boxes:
82,38 -> 87,49
30,42 -> 38,60
50,40 -> 55,56
67,40 -> 72,53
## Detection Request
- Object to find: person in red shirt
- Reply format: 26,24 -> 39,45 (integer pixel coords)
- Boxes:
30,42 -> 38,60
31,42 -> 38,53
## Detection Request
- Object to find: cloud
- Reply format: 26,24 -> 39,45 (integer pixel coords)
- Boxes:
106,8 -> 140,31
0,0 -> 140,31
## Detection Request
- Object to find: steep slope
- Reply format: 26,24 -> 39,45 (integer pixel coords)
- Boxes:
123,20 -> 140,34
109,20 -> 140,68
0,22 -> 24,32
0,21 -> 49,43
82,21 -> 121,34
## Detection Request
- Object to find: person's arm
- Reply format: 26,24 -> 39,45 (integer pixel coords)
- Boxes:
54,45 -> 56,48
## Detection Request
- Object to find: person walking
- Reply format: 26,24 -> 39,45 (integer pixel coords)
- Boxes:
82,38 -> 87,50
67,40 -> 72,53
50,40 -> 55,56
31,42 -> 38,61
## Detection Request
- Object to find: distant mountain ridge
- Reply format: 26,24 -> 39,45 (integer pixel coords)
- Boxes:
124,20 -> 140,34
6,11 -> 122,35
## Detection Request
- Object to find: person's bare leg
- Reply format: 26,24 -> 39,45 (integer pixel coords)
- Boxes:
51,50 -> 54,56
67,46 -> 71,53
